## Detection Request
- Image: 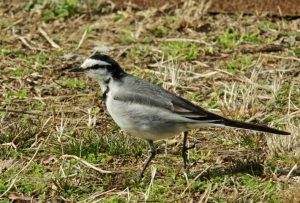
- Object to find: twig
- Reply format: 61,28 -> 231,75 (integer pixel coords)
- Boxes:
1,142 -> 17,150
32,93 -> 96,100
199,184 -> 212,203
286,164 -> 297,181
61,155 -> 113,174
80,188 -> 117,203
157,38 -> 210,45
76,29 -> 88,50
145,166 -> 157,201
137,65 -> 217,79
241,45 -> 283,54
0,108 -> 44,116
38,27 -> 61,49
181,165 -> 211,196
3,19 -> 23,31
17,36 -> 36,50
0,141 -> 44,197
261,54 -> 300,62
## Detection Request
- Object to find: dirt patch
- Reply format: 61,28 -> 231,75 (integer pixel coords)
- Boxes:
210,0 -> 300,16
112,0 -> 300,16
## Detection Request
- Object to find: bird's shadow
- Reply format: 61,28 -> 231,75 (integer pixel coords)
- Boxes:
189,159 -> 264,180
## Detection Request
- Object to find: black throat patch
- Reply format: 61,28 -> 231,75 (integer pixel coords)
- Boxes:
103,86 -> 109,102
102,78 -> 111,102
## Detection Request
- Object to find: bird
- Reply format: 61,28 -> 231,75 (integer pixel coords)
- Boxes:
68,54 -> 290,178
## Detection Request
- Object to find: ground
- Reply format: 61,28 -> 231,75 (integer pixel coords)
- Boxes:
0,1 -> 299,202
113,0 -> 300,16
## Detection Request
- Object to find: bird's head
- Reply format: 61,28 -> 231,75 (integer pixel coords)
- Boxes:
69,54 -> 125,84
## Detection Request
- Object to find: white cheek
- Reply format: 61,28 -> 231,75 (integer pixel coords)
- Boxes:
85,69 -> 112,93
86,69 -> 107,80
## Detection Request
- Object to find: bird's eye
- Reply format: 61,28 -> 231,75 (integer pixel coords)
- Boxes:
87,64 -> 103,70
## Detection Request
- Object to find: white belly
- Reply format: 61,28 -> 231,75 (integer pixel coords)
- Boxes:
105,92 -> 190,140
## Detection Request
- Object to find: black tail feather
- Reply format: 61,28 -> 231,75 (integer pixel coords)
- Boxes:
213,119 -> 290,135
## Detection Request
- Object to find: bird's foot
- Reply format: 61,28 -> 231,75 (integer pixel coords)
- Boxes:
185,143 -> 196,150
138,140 -> 156,180
182,141 -> 196,172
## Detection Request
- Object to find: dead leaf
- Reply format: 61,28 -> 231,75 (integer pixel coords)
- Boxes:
8,193 -> 35,202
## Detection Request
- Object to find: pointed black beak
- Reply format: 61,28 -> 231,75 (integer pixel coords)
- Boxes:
68,66 -> 85,72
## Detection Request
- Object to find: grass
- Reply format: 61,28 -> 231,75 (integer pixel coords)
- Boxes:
218,28 -> 241,49
219,29 -> 261,49
64,79 -> 86,89
225,55 -> 256,72
147,27 -> 169,38
242,33 -> 261,43
161,41 -> 200,61
129,45 -> 152,58
118,30 -> 137,45
22,0 -> 80,22
0,1 -> 299,202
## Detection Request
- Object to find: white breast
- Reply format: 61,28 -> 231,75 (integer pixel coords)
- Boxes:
104,83 -> 193,140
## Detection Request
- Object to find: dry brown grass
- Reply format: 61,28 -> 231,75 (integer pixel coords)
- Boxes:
0,1 -> 299,202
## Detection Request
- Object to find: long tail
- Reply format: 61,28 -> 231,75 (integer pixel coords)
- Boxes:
175,98 -> 290,135
218,119 -> 290,135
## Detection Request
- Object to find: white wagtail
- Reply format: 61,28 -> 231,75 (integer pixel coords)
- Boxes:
69,54 -> 290,177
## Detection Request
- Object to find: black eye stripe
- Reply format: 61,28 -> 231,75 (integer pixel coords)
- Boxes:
86,64 -> 103,70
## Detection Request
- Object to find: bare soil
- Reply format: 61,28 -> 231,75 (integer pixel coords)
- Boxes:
113,0 -> 300,16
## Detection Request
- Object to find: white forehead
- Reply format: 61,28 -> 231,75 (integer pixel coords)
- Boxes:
81,58 -> 111,69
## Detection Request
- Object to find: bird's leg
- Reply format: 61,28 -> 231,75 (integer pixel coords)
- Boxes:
182,131 -> 195,170
139,140 -> 156,178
